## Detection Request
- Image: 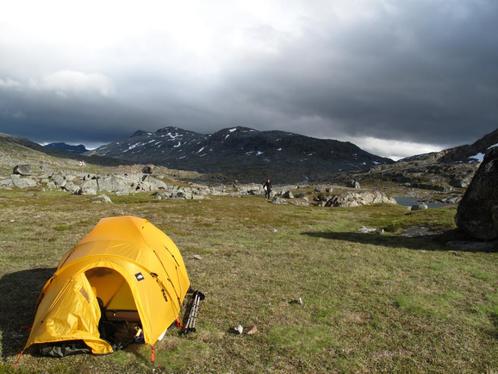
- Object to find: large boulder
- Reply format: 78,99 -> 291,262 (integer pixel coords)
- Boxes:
81,179 -> 98,195
11,175 -> 37,189
325,190 -> 396,208
13,164 -> 32,176
456,148 -> 498,240
51,173 -> 67,188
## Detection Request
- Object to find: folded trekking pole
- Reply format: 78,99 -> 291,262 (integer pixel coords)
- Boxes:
182,290 -> 205,334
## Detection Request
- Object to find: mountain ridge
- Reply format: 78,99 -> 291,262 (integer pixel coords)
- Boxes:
89,125 -> 394,182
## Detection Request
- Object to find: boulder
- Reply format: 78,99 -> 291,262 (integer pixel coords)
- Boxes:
63,181 -> 81,194
142,165 -> 154,174
98,175 -> 132,194
271,196 -> 288,205
325,191 -> 396,208
0,178 -> 14,189
410,203 -> 428,211
456,148 -> 498,240
11,175 -> 37,189
152,191 -> 171,200
13,164 -> 32,176
81,179 -> 98,195
282,190 -> 294,199
51,173 -> 67,188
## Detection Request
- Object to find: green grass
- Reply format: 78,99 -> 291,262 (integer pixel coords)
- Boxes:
0,190 -> 496,373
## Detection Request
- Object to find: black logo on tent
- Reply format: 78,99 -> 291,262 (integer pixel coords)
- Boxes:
135,272 -> 144,281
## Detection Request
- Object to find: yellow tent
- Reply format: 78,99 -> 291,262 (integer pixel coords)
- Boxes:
25,216 -> 190,354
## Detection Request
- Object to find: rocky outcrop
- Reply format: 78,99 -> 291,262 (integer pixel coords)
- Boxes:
324,191 -> 396,208
456,148 -> 498,241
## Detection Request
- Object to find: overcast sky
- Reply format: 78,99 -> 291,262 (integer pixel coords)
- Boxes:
1,0 -> 497,159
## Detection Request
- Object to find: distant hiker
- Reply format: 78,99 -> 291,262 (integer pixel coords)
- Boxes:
263,178 -> 272,199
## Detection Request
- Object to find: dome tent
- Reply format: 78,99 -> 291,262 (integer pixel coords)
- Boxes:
25,216 -> 190,355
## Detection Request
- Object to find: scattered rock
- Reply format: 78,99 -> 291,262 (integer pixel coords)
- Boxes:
358,226 -> 377,234
245,325 -> 258,335
13,164 -> 32,176
92,194 -> 113,204
410,203 -> 428,211
271,197 -> 288,205
282,190 -> 294,199
289,297 -> 304,306
51,173 -> 67,188
231,325 -> 244,335
456,148 -> 498,241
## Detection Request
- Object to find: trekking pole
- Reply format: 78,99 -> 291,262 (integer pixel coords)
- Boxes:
182,291 -> 205,334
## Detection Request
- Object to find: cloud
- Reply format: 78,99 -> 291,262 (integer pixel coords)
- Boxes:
345,137 -> 444,161
30,70 -> 113,97
0,78 -> 21,89
0,0 -> 497,153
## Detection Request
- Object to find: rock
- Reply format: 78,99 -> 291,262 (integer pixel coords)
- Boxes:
192,254 -> 203,260
63,181 -> 81,194
289,297 -> 304,305
81,179 -> 98,195
152,191 -> 170,200
10,175 -> 37,189
98,175 -> 133,194
325,191 -> 396,208
13,164 -> 32,176
245,325 -> 258,335
282,190 -> 294,199
51,173 -> 67,188
231,325 -> 244,335
410,203 -> 428,211
450,176 -> 472,189
288,198 -> 310,207
142,165 -> 154,174
456,148 -> 498,241
441,196 -> 461,204
271,197 -> 288,205
92,194 -> 113,204
358,226 -> 377,234
0,178 -> 14,189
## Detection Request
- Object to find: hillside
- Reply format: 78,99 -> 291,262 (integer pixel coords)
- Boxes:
89,126 -> 393,182
351,127 -> 498,192
0,133 -> 207,183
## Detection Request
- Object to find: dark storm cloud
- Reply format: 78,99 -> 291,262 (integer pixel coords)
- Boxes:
0,0 -> 497,156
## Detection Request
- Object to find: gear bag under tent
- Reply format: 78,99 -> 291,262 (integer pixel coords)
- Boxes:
24,216 -> 191,355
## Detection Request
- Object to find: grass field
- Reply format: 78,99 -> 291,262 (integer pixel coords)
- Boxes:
0,190 -> 496,373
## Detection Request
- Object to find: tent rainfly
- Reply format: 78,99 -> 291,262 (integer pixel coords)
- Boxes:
25,216 -> 191,355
